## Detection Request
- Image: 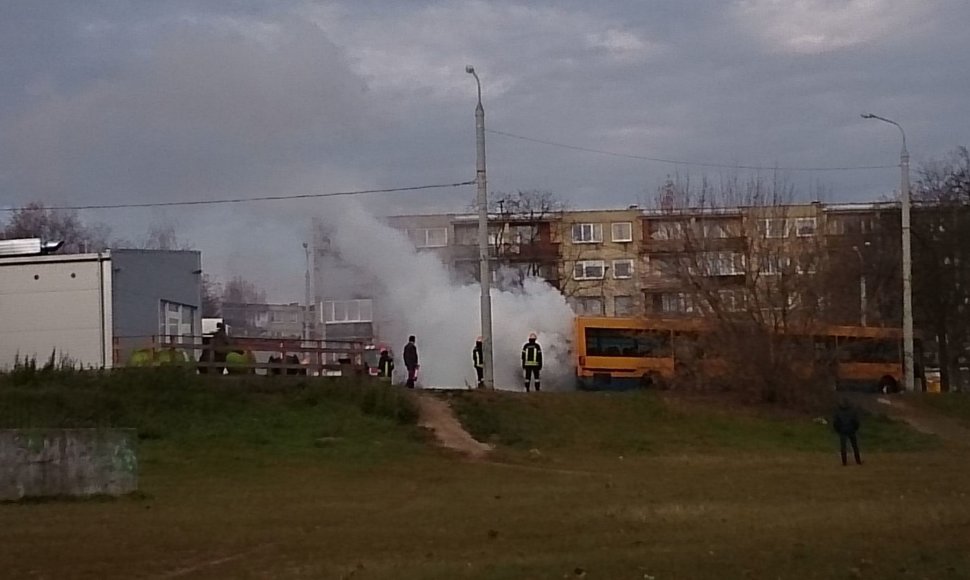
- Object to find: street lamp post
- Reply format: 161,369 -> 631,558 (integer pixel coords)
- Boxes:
303,242 -> 312,342
466,65 -> 494,389
861,113 -> 915,392
852,243 -> 870,327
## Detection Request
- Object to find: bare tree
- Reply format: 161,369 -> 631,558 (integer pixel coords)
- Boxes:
201,274 -> 223,317
141,223 -> 193,251
488,190 -> 566,287
222,276 -> 266,305
652,174 -> 833,405
912,146 -> 970,391
1,202 -> 112,253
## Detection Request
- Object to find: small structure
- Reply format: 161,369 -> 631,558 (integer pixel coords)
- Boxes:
0,244 -> 202,369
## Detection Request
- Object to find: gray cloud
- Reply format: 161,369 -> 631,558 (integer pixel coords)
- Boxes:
1,0 -> 968,301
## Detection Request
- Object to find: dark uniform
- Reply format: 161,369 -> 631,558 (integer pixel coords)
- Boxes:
521,336 -> 543,392
832,399 -> 862,466
378,350 -> 394,381
472,340 -> 484,389
403,336 -> 419,389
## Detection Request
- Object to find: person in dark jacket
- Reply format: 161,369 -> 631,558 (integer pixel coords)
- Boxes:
472,337 -> 484,389
521,332 -> 543,392
832,398 -> 862,466
403,335 -> 419,389
378,349 -> 394,382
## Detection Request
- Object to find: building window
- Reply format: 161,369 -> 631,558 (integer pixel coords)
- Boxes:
793,217 -> 817,237
644,254 -> 678,277
571,223 -> 603,243
698,251 -> 744,276
323,299 -> 374,324
611,222 -> 633,242
159,301 -> 196,343
573,260 -> 606,280
698,219 -> 738,239
717,290 -> 744,312
650,221 -> 686,240
761,218 -> 787,239
570,297 -> 604,316
614,295 -> 635,316
409,227 -> 449,248
760,255 -> 786,276
612,259 -> 634,279
660,293 -> 693,314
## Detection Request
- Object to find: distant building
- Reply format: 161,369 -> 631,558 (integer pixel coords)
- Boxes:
221,302 -> 309,339
0,248 -> 202,369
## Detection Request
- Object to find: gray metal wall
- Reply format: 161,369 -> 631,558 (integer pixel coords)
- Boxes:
111,249 -> 202,359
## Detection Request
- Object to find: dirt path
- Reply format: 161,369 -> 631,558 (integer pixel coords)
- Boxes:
859,395 -> 970,444
414,393 -> 493,459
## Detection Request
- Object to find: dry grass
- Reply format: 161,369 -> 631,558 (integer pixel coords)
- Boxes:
1,384 -> 968,579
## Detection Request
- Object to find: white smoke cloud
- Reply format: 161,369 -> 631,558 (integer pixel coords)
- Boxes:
319,201 -> 575,390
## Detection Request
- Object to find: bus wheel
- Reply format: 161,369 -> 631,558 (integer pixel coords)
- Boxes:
878,375 -> 899,394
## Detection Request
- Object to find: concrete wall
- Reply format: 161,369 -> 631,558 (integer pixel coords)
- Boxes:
111,249 -> 202,360
0,253 -> 113,369
0,429 -> 137,501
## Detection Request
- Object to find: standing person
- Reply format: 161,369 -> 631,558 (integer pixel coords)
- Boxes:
832,398 -> 863,466
378,348 -> 394,383
403,335 -> 419,389
472,336 -> 485,389
521,332 -> 543,392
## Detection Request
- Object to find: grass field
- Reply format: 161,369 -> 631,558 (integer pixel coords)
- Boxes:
1,372 -> 968,579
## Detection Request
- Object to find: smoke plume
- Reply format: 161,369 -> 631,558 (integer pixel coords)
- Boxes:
318,201 -> 575,390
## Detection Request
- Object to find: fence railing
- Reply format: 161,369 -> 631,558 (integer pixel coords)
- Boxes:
113,335 -> 371,376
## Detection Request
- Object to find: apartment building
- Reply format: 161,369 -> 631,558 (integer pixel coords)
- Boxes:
311,202 -> 903,335
222,302 -> 309,338
638,202 -> 902,325
386,212 -> 561,289
558,208 -> 642,317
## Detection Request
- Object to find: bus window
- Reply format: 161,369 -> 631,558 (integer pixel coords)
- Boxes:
837,337 -> 900,363
584,328 -> 671,357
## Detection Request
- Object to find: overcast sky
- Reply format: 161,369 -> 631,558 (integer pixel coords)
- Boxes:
1,1 -> 968,301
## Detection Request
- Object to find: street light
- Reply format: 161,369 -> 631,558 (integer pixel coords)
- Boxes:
303,242 -> 312,342
466,65 -> 494,389
851,242 -> 871,327
861,113 -> 915,392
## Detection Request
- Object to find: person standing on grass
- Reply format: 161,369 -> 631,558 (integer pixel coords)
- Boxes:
403,335 -> 419,389
833,397 -> 863,466
521,332 -> 543,392
472,336 -> 485,389
377,348 -> 394,383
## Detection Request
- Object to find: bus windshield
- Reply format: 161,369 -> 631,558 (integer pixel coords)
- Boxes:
837,337 -> 900,364
585,328 -> 671,357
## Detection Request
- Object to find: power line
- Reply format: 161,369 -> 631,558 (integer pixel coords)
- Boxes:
487,129 -> 899,172
0,180 -> 476,212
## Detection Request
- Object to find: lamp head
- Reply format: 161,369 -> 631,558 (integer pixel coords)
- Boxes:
465,65 -> 475,74
861,113 -> 875,119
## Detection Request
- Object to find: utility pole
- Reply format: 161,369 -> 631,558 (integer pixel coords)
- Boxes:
303,242 -> 312,342
852,244 -> 868,327
862,113 -> 915,391
466,65 -> 494,389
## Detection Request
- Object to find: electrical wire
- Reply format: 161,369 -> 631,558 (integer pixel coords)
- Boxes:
0,180 -> 476,212
486,129 -> 899,172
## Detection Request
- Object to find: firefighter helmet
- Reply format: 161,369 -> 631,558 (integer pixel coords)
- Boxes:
528,332 -> 537,340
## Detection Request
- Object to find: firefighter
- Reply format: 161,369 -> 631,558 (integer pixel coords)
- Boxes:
521,332 -> 543,392
378,348 -> 394,382
472,336 -> 484,389
403,335 -> 419,388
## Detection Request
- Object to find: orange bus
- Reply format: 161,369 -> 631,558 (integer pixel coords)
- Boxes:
574,316 -> 910,392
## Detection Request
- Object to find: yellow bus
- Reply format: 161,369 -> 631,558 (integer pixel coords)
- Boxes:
574,316 -> 909,392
